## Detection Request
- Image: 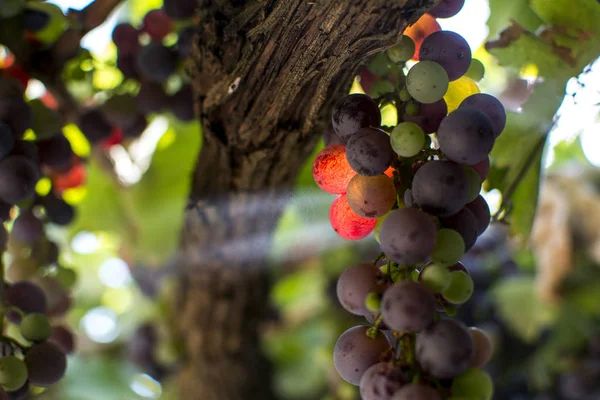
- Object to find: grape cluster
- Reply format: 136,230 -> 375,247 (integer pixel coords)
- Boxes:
314,8 -> 502,399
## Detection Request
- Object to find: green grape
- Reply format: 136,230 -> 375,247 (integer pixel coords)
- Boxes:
431,229 -> 465,266
405,102 -> 419,116
365,292 -> 381,313
368,52 -> 391,76
374,211 -> 392,244
406,61 -> 449,104
465,59 -> 485,82
20,313 -> 52,342
390,122 -> 425,157
387,35 -> 415,63
451,368 -> 494,400
442,271 -> 474,304
369,80 -> 395,98
56,267 -> 77,289
399,86 -> 412,102
461,166 -> 482,202
0,356 -> 28,391
420,262 -> 452,293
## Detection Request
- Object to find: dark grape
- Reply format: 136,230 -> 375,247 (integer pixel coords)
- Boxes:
346,174 -> 396,218
411,160 -> 469,216
332,94 -> 381,140
0,96 -> 33,138
142,9 -> 173,42
128,323 -> 157,367
4,281 -> 47,322
117,54 -> 140,79
136,82 -> 169,114
403,189 -> 414,208
0,156 -> 39,205
359,362 -> 404,400
0,123 -> 14,160
403,99 -> 447,134
466,195 -> 491,236
0,388 -> 6,400
323,124 -> 347,146
472,157 -> 490,180
11,210 -> 43,243
10,140 -> 38,163
122,114 -> 148,138
0,225 -> 6,251
437,108 -> 495,165
176,26 -> 197,58
112,23 -> 139,55
6,380 -> 28,400
337,263 -> 381,316
392,383 -> 443,400
419,31 -> 471,81
428,0 -> 465,19
169,85 -> 195,121
345,128 -> 393,176
163,0 -> 197,20
49,326 -> 75,354
102,94 -> 139,128
415,319 -> 474,379
36,134 -> 73,171
459,93 -> 506,138
440,207 -> 478,250
381,281 -> 436,332
78,109 -> 113,145
136,43 -> 178,83
469,327 -> 494,368
379,208 -> 437,265
33,277 -> 70,317
41,194 -> 75,226
24,342 -> 67,387
333,326 -> 389,385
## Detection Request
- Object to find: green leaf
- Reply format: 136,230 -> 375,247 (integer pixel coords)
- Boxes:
487,0 -> 543,40
491,276 -> 556,342
530,0 -> 600,35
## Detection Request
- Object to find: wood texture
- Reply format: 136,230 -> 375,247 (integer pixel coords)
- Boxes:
176,1 -> 434,398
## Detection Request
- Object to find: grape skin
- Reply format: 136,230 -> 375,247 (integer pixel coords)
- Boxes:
441,270 -> 474,304
466,195 -> 491,236
24,342 -> 67,387
379,208 -> 437,265
416,319 -> 474,379
406,61 -> 449,104
112,23 -> 139,55
0,356 -> 27,391
451,368 -> 494,400
337,263 -> 382,316
387,35 -> 416,63
431,228 -> 465,266
330,194 -> 377,240
460,93 -> 506,138
347,174 -> 396,218
381,281 -> 436,332
0,156 -> 39,205
4,282 -> 48,321
403,99 -> 447,134
390,122 -> 425,157
440,207 -> 478,250
78,109 -> 113,145
345,128 -> 394,176
472,157 -> 490,180
419,31 -> 471,81
359,362 -> 405,400
136,43 -> 178,83
332,94 -> 381,140
392,383 -> 443,400
137,82 -> 168,113
333,326 -> 389,385
312,145 -> 356,194
469,327 -> 494,368
0,123 -> 14,160
142,9 -> 173,42
36,134 -> 73,172
428,0 -> 465,19
411,160 -> 469,217
11,210 -> 44,244
49,326 -> 75,354
169,85 -> 195,121
163,0 -> 197,20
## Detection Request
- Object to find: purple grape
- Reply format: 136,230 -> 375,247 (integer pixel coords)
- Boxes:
379,208 -> 437,265
6,380 -> 28,400
332,94 -> 381,140
359,362 -> 405,400
79,109 -> 113,145
403,189 -> 414,208
163,0 -> 197,20
460,93 -> 506,138
333,326 -> 390,385
123,114 -> 148,138
112,23 -> 139,55
136,82 -> 169,114
346,128 -> 393,176
415,319 -> 474,379
437,108 -> 495,165
381,281 -> 436,332
11,210 -> 43,243
466,195 -> 491,236
337,263 -> 382,316
428,0 -> 465,19
24,341 -> 67,387
136,43 -> 178,83
0,97 -> 33,138
41,194 -> 75,226
324,124 -> 347,146
11,140 -> 39,163
419,31 -> 471,81
49,326 -> 75,354
36,134 -> 73,171
440,207 -> 478,250
0,123 -> 14,160
404,99 -> 448,134
176,26 -> 196,58
117,54 -> 139,79
0,156 -> 40,205
169,85 -> 195,121
411,160 -> 469,216
392,383 -> 443,400
4,282 -> 48,323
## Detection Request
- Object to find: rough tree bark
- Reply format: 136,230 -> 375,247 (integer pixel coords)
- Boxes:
174,1 -> 434,399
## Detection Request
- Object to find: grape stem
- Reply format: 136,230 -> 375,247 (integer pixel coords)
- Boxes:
373,252 -> 386,265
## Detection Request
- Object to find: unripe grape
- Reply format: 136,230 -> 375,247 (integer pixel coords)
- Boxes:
20,313 -> 52,342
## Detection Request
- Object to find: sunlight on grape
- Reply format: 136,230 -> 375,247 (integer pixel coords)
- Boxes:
25,79 -> 46,100
71,231 -> 100,254
63,123 -> 91,157
130,374 -> 162,399
35,178 -> 52,196
62,186 -> 88,204
102,288 -> 134,314
80,306 -> 120,343
93,67 -> 123,91
437,0 -> 490,51
380,104 -> 398,127
444,76 -> 480,112
98,257 -> 133,288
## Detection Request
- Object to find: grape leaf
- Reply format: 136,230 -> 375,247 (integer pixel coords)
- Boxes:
530,0 -> 600,35
487,0 -> 543,40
